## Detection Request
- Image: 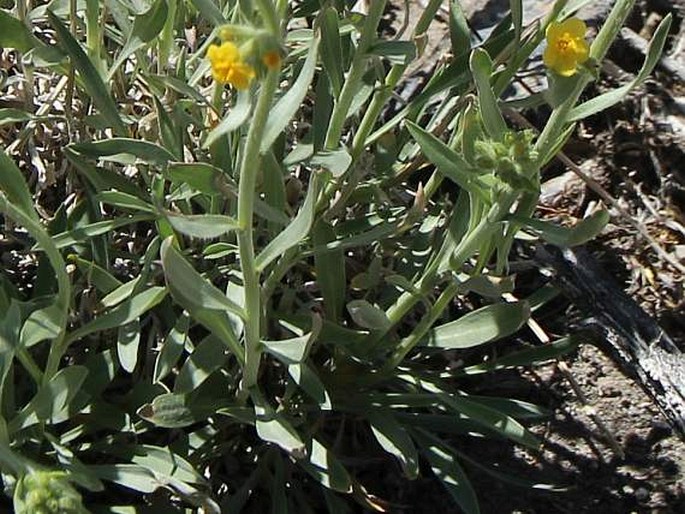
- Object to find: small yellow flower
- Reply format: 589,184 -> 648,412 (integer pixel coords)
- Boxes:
543,18 -> 590,77
207,42 -> 256,90
262,50 -> 281,70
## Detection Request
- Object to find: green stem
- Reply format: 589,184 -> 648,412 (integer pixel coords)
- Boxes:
324,0 -> 387,150
254,0 -> 279,35
376,191 -> 515,347
590,0 -> 636,62
0,195 -> 70,383
349,0 -> 442,160
237,69 -> 280,389
382,281 -> 460,373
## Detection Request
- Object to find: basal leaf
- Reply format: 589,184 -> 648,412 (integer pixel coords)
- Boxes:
426,301 -> 530,349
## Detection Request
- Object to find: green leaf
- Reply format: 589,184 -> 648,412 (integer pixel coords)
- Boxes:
166,162 -> 225,194
443,393 -> 539,447
256,174 -> 320,271
127,444 -> 204,485
165,212 -> 240,239
160,238 -> 244,361
204,90 -> 252,148
511,209 -> 610,247
109,0 -> 169,77
313,221 -> 346,323
288,363 -> 332,410
90,464 -> 159,493
320,7 -> 344,97
70,139 -> 176,167
101,278 -> 140,308
465,396 -> 550,420
117,320 -> 141,373
470,48 -> 507,141
12,366 -> 89,431
300,438 -> 352,493
406,121 -> 483,198
174,335 -> 228,394
0,147 -> 38,222
261,35 -> 320,152
569,14 -> 672,122
189,0 -> 226,26
252,389 -> 306,456
49,214 -> 155,249
65,146 -> 147,197
154,315 -> 189,383
346,299 -> 391,331
0,10 -> 39,53
462,335 -> 580,375
310,147 -> 352,177
0,108 -> 36,126
0,302 -> 21,408
20,304 -> 62,348
47,10 -> 126,136
368,40 -> 416,65
426,301 -> 530,349
456,274 -> 515,298
97,191 -> 155,213
448,0 -> 471,57
68,287 -> 167,343
510,0 -> 523,42
262,315 -> 321,364
160,238 -> 245,319
368,410 -> 419,479
413,431 -> 480,514
137,393 -> 200,428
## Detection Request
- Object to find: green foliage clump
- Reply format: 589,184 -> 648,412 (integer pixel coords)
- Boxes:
0,0 -> 671,512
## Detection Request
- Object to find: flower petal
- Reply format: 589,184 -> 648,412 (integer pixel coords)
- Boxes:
561,17 -> 588,39
545,21 -> 564,42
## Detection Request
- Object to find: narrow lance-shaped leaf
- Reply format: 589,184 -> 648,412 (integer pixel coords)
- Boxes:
368,410 -> 419,479
10,366 -> 89,433
0,149 -> 38,222
470,48 -> 507,141
70,139 -> 176,167
67,287 -> 167,344
449,0 -> 472,56
160,238 -> 245,319
47,10 -> 127,135
256,173 -> 320,271
261,35 -> 321,152
406,121 -> 485,200
165,212 -> 240,240
204,90 -> 252,148
413,430 -> 480,514
426,301 -> 530,349
569,15 -> 672,121
109,0 -> 169,78
320,7 -> 344,97
299,438 -> 352,493
252,389 -> 306,457
160,238 -> 244,362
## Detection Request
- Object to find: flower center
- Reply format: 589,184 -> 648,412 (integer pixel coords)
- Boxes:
556,34 -> 574,53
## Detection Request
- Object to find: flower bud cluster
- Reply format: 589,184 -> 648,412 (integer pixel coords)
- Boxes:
474,130 -> 538,192
13,471 -> 88,514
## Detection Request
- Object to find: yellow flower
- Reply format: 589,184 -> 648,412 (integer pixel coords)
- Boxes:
543,18 -> 589,77
207,42 -> 256,89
